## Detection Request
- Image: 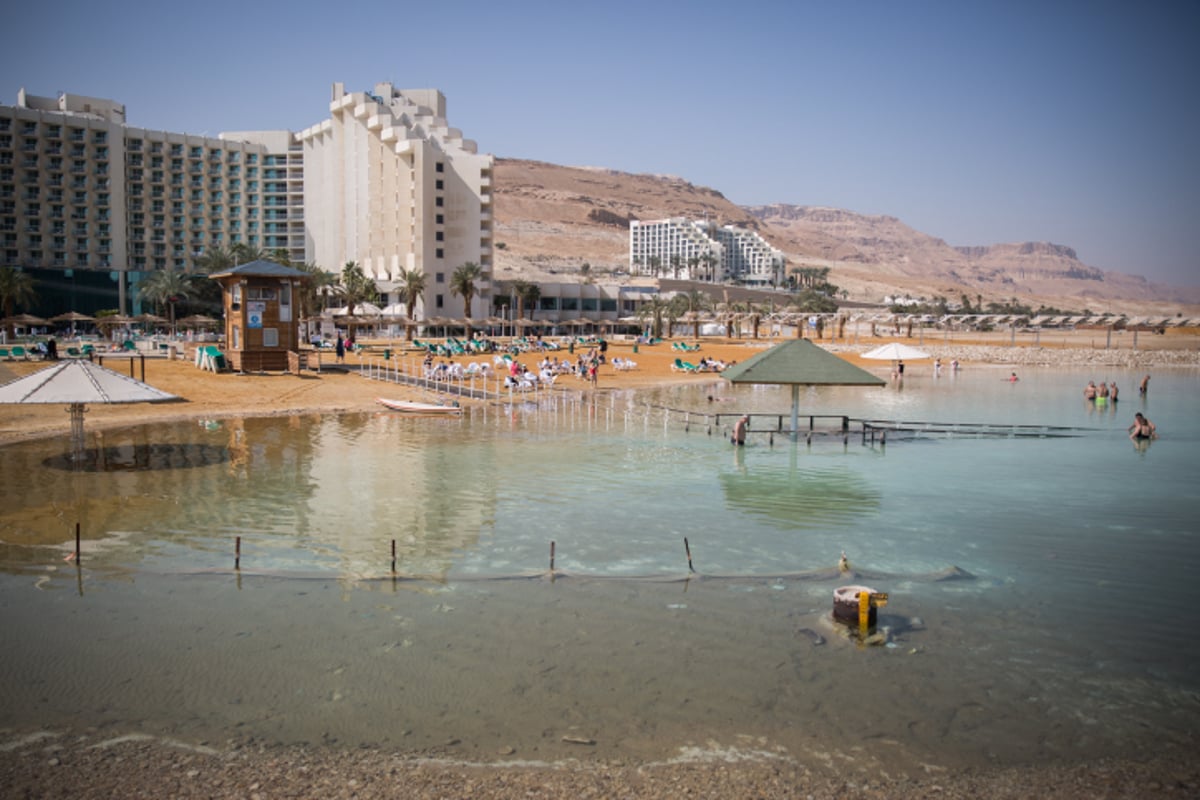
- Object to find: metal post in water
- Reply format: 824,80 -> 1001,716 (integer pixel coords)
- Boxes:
235,536 -> 241,570
75,522 -> 81,564
550,540 -> 556,571
391,539 -> 397,573
684,537 -> 695,573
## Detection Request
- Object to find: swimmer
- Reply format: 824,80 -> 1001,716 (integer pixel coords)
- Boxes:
1084,381 -> 1097,400
1009,372 -> 1019,382
1109,382 -> 1118,402
1128,412 -> 1156,441
1139,374 -> 1150,395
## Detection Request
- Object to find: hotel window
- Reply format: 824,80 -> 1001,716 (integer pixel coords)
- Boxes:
436,197 -> 443,207
436,162 -> 444,173
436,248 -> 444,259
436,272 -> 444,283
436,214 -> 443,224
435,180 -> 443,190
435,294 -> 443,309
435,232 -> 443,241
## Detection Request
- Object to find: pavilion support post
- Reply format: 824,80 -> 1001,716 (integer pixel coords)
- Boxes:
790,385 -> 800,442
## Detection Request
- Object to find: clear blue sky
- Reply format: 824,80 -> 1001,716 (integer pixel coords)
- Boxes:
3,1 -> 1196,288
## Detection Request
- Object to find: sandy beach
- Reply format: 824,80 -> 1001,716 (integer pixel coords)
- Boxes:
2,330 -> 1199,798
1,327 -> 1197,446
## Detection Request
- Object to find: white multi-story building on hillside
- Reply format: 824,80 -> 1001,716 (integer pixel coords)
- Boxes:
0,83 -> 493,319
629,218 -> 784,287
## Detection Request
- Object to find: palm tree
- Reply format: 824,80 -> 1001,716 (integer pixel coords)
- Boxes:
0,267 -> 37,339
648,255 -> 662,278
396,268 -> 427,341
294,262 -> 339,327
674,288 -> 713,339
506,278 -> 540,328
193,244 -> 238,274
450,261 -> 483,339
137,269 -> 195,332
670,255 -> 682,280
339,261 -> 379,318
635,294 -> 671,340
701,252 -> 718,283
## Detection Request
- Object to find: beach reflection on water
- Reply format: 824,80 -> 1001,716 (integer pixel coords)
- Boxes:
0,365 -> 1197,775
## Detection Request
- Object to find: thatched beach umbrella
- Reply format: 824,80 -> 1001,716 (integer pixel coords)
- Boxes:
177,314 -> 219,328
3,313 -> 48,340
51,311 -> 96,325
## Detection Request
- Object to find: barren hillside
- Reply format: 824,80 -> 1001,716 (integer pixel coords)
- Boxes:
493,158 -> 1200,314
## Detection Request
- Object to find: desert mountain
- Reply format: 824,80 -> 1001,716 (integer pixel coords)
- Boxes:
493,158 -> 1199,313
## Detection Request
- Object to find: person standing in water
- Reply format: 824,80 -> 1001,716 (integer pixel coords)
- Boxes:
1139,374 -> 1150,395
732,415 -> 749,446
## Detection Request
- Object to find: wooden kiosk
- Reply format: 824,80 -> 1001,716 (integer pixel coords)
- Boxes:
209,260 -> 309,372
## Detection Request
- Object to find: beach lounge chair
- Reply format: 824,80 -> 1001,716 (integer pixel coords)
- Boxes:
671,358 -> 697,373
0,347 -> 10,360
196,345 -> 227,372
10,346 -> 29,360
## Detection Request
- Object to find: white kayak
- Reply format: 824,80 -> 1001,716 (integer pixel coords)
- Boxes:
376,397 -> 462,415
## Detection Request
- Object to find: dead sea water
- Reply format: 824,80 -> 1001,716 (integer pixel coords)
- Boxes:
0,365 -> 1197,777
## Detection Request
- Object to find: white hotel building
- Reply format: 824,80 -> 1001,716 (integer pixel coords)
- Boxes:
629,218 -> 785,288
0,83 -> 493,319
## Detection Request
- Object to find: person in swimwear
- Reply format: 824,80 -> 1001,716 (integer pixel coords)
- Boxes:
1083,381 -> 1097,400
732,415 -> 749,446
1128,412 -> 1156,441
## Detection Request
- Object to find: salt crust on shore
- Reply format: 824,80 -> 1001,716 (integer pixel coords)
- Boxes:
1,729 -> 1199,799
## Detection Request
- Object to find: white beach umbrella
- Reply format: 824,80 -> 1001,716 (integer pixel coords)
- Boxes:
0,359 -> 179,463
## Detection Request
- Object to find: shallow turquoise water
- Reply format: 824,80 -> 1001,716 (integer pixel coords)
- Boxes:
0,364 -> 1197,772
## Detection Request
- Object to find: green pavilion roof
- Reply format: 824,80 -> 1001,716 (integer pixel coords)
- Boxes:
721,339 -> 885,387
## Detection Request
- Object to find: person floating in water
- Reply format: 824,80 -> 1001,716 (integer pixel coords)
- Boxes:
1009,372 -> 1019,382
1128,412 -> 1156,441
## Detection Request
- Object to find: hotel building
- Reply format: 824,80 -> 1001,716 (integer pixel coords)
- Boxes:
0,83 -> 493,319
629,217 -> 785,288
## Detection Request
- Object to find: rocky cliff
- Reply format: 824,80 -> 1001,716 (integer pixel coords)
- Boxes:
493,158 -> 1199,312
